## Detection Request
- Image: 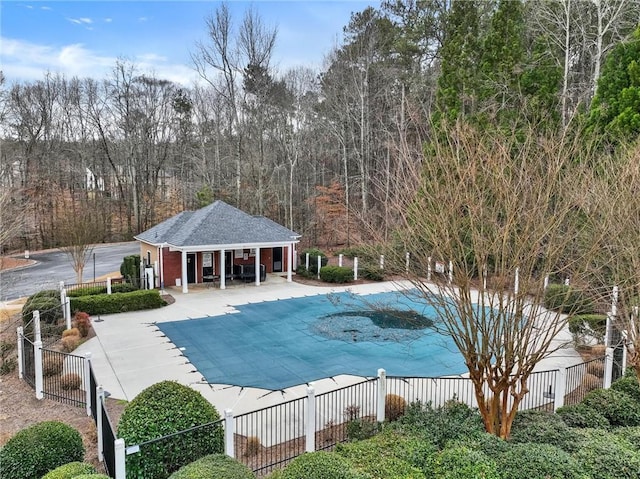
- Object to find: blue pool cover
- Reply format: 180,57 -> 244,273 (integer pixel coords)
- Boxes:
157,290 -> 467,390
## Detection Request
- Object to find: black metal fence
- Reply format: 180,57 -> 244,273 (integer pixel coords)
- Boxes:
315,378 -> 378,450
235,396 -> 306,475
519,369 -> 557,412
21,334 -> 35,387
126,419 -> 224,478
387,375 -> 476,408
65,277 -> 127,295
565,356 -> 605,406
41,348 -> 87,407
101,397 -> 117,478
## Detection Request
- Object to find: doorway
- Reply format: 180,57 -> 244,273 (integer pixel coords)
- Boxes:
273,247 -> 283,272
187,253 -> 196,284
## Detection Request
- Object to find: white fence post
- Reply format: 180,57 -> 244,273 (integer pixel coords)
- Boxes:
354,257 -> 359,281
317,255 -> 321,280
604,347 -> 614,389
514,267 -> 519,295
84,352 -> 92,417
107,277 -> 112,295
59,280 -> 65,291
611,285 -> 619,317
305,386 -> 316,452
553,367 -> 566,411
405,252 -> 410,274
224,409 -> 235,458
380,255 -> 384,269
33,311 -> 43,400
448,261 -> 453,284
17,326 -> 24,379
338,254 -> 343,267
377,369 -> 387,422
305,253 -> 310,270
65,297 -> 71,329
427,257 -> 431,281
482,264 -> 487,290
114,438 -> 126,479
543,274 -> 549,290
97,386 -> 105,462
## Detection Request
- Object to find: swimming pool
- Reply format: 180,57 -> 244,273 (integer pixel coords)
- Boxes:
157,290 -> 467,390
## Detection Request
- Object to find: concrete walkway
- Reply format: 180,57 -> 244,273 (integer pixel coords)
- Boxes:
75,276 -> 583,415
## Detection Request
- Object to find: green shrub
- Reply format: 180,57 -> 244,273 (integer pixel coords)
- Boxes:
72,475 -> 111,479
615,426 -> 640,450
67,283 -> 138,297
611,374 -> 640,402
299,248 -> 328,274
282,452 -> 355,479
573,429 -> 640,479
117,381 -> 223,479
360,266 -> 384,281
345,419 -> 379,441
508,410 -> 585,452
0,421 -> 84,479
446,432 -> 511,458
394,399 -> 484,449
319,266 -> 353,283
543,284 -> 594,314
431,446 -> 500,479
580,388 -> 640,426
568,314 -> 607,343
168,454 -> 254,479
336,429 -> 433,478
22,292 -> 64,338
70,290 -> 166,315
112,282 -> 138,293
120,255 -> 141,287
41,461 -> 96,479
557,404 -> 610,429
498,443 -> 587,479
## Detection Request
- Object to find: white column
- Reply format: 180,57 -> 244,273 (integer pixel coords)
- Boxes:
255,248 -> 261,286
305,386 -> 316,452
181,250 -> 188,293
287,244 -> 293,283
553,367 -> 566,411
338,254 -> 343,267
159,246 -> 165,292
84,353 -> 92,417
224,409 -> 235,458
220,249 -> 226,290
107,277 -> 112,295
17,326 -> 24,379
114,438 -> 126,479
604,347 -> 614,389
354,257 -> 359,281
377,368 -> 387,422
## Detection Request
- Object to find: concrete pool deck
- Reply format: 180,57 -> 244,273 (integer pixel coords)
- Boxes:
75,276 -> 583,415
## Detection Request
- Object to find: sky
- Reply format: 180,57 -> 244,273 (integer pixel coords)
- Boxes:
1,0 -> 380,86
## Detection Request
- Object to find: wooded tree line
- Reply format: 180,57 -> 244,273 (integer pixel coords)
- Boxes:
0,0 -> 638,252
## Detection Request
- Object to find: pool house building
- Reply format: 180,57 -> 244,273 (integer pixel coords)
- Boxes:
135,200 -> 301,293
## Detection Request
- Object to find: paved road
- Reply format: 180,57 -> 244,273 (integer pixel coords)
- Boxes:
0,242 -> 140,301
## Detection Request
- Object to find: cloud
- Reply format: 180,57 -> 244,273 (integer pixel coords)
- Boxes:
41,6 -> 52,11
1,37 -> 199,87
104,18 -> 113,23
138,17 -> 148,22
67,17 -> 93,25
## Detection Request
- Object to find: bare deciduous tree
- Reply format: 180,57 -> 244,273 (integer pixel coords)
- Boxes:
381,123 -> 604,438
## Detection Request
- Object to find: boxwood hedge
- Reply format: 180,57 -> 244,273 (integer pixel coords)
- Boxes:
319,266 -> 353,283
497,443 -> 587,479
168,454 -> 255,479
117,381 -> 223,479
70,290 -> 166,315
41,461 -> 97,479
281,452 -> 355,479
0,421 -> 84,479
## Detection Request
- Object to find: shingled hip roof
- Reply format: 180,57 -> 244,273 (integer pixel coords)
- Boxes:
135,200 -> 300,248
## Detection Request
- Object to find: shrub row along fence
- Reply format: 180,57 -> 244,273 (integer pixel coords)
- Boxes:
17,308 -> 615,478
